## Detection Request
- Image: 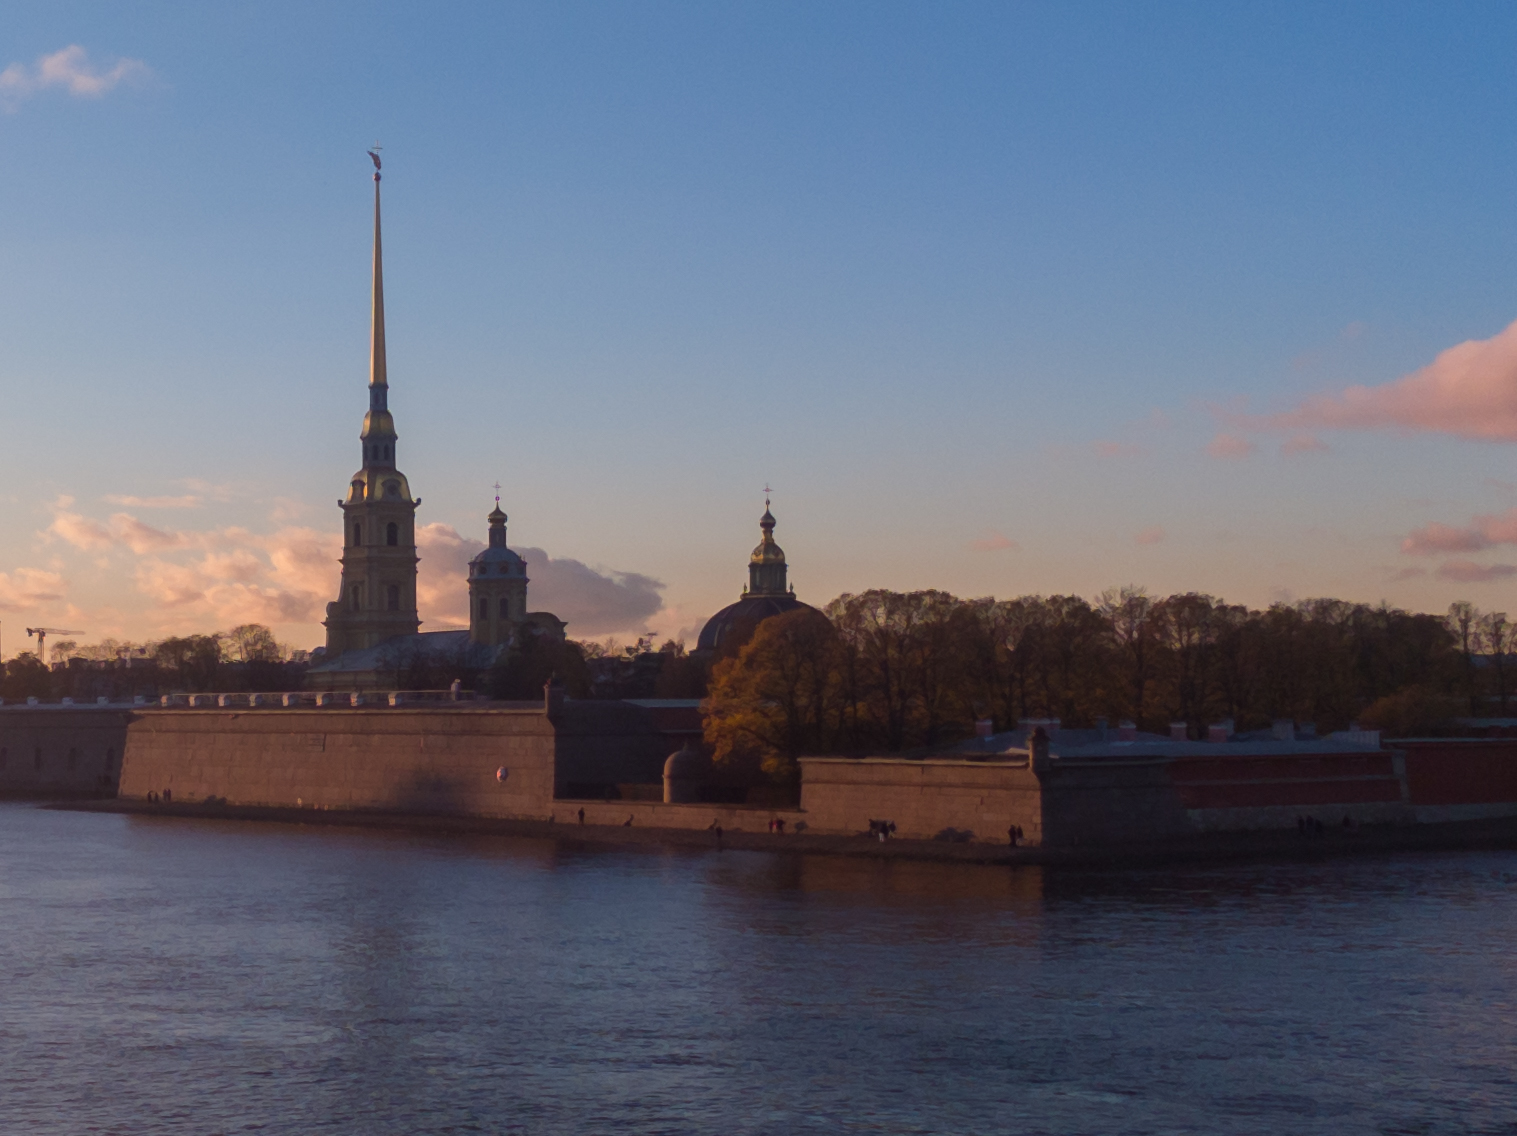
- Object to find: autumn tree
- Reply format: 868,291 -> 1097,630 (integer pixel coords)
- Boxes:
704,607 -> 840,781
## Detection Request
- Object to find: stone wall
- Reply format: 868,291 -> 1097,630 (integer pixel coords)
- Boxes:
1398,738 -> 1517,823
0,707 -> 130,797
798,757 -> 1044,842
118,707 -> 557,818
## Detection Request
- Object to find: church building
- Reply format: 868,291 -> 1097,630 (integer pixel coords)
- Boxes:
696,499 -> 815,655
307,154 -> 563,691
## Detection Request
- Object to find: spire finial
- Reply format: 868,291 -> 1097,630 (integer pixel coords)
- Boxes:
764,483 -> 772,509
368,147 -> 387,391
493,480 -> 502,507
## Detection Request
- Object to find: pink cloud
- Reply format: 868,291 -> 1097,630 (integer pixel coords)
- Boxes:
1437,560 -> 1517,583
1134,526 -> 1166,546
1401,508 -> 1517,556
0,45 -> 151,109
1258,317 -> 1517,442
1206,433 -> 1256,460
1281,434 -> 1328,456
103,494 -> 200,509
969,531 -> 1018,552
1093,441 -> 1143,458
1401,521 -> 1492,556
0,568 -> 67,613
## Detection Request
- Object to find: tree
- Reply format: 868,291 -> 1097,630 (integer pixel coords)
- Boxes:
1481,611 -> 1514,714
483,634 -> 590,699
1446,601 -> 1482,714
154,635 -> 223,692
1,653 -> 52,701
1100,586 -> 1157,727
704,608 -> 840,781
226,624 -> 283,663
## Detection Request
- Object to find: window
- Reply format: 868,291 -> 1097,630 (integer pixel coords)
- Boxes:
353,524 -> 362,546
479,597 -> 489,621
386,522 -> 398,546
384,444 -> 391,460
387,584 -> 399,612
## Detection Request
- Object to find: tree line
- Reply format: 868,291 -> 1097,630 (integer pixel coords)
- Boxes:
704,588 -> 1504,780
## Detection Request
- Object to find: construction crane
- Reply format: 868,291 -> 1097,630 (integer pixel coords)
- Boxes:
26,628 -> 82,667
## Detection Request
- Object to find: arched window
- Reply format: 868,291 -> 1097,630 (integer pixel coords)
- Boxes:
479,597 -> 489,621
353,524 -> 362,546
499,597 -> 510,619
386,522 -> 398,546
387,584 -> 399,612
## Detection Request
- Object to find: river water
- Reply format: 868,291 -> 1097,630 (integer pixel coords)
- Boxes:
1,803 -> 1515,1135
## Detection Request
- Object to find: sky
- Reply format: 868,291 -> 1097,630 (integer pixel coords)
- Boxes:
6,2 -> 1517,654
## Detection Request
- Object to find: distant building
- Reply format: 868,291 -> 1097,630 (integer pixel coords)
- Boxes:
696,499 -> 815,655
467,502 -> 566,648
309,157 -> 561,691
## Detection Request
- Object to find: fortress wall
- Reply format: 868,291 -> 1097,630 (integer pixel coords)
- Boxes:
0,708 -> 130,797
798,758 -> 1044,843
118,708 -> 557,818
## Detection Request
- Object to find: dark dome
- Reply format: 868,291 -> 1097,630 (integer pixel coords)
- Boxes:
696,593 -> 811,654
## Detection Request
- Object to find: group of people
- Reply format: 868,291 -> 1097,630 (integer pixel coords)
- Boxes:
867,819 -> 897,841
1296,814 -> 1357,835
766,818 -> 788,834
1007,824 -> 1025,846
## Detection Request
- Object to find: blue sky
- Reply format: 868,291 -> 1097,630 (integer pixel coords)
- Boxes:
6,2 -> 1517,650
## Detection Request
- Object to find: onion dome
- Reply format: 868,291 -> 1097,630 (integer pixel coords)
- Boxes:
469,500 -> 526,578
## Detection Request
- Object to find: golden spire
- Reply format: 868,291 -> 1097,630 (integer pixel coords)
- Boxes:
368,146 -> 386,391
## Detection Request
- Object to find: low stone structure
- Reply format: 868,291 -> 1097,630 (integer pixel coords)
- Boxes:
0,706 -> 130,797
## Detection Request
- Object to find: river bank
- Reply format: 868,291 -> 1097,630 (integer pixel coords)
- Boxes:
45,797 -> 1517,868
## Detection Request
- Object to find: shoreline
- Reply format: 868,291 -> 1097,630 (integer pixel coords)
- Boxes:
38,797 -> 1517,868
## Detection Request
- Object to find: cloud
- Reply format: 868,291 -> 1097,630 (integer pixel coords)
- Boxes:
47,505 -> 114,550
1400,508 -> 1517,556
1206,433 -> 1256,460
1254,316 -> 1517,442
1093,441 -> 1143,458
0,568 -> 67,613
969,531 -> 1018,552
1134,526 -> 1166,546
521,548 -> 665,636
1436,560 -> 1517,583
413,523 -> 666,636
1281,434 -> 1329,456
104,494 -> 201,509
36,502 -> 665,640
0,45 -> 151,109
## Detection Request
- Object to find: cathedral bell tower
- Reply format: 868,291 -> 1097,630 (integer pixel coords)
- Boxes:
323,150 -> 421,656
